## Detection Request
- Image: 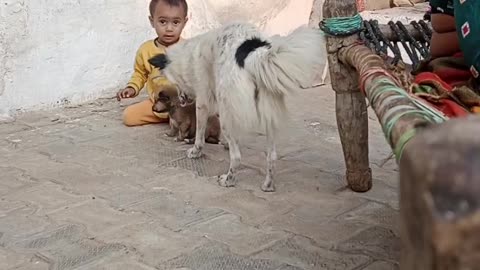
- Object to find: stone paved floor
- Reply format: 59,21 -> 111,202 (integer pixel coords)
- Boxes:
0,86 -> 400,270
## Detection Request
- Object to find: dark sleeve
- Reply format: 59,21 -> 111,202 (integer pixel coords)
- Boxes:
430,0 -> 454,16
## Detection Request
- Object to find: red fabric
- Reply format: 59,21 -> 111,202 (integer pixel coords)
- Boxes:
435,68 -> 472,86
413,72 -> 469,118
414,72 -> 453,92
431,52 -> 472,85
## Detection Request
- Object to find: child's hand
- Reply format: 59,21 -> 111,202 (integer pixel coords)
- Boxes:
116,87 -> 136,101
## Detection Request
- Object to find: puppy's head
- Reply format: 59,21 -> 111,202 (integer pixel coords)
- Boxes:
152,91 -> 172,113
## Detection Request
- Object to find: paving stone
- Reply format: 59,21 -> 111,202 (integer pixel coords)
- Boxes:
275,265 -> 305,270
97,220 -> 207,266
157,242 -> 283,270
0,86 -> 400,268
184,214 -> 289,255
201,189 -> 296,225
336,226 -> 400,262
6,224 -> 127,270
0,166 -> 39,195
42,238 -> 126,270
23,162 -> 115,195
0,247 -> 32,269
0,122 -> 32,135
3,130 -> 63,151
34,139 -> 157,180
279,147 -> 345,176
141,167 -> 234,201
121,189 -> 225,231
0,204 -> 53,242
254,236 -> 371,270
48,200 -> 149,236
361,261 -> 399,270
262,194 -> 366,245
75,255 -> 158,270
4,183 -> 89,215
0,199 -> 28,216
15,110 -> 67,128
163,155 -> 230,177
337,201 -> 400,234
10,254 -> 51,270
84,136 -> 185,167
10,224 -> 85,250
350,180 -> 399,210
45,125 -> 112,143
300,218 -> 370,245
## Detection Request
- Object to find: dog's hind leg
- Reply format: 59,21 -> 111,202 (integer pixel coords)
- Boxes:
218,131 -> 241,188
262,127 -> 277,192
187,103 -> 208,159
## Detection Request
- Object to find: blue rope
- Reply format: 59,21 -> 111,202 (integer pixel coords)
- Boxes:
320,14 -> 364,36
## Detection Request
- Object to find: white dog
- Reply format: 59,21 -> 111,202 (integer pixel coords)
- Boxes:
149,22 -> 325,192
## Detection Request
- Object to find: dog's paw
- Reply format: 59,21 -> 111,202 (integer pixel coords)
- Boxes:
165,132 -> 175,137
184,138 -> 195,144
218,174 -> 236,188
187,146 -> 202,159
221,141 -> 229,150
261,181 -> 276,192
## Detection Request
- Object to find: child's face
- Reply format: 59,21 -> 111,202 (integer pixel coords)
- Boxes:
149,1 -> 187,47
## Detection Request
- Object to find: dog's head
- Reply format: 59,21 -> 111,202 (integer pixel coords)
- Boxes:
148,54 -> 170,71
148,41 -> 197,106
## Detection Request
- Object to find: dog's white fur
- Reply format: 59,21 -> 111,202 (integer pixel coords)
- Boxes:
154,22 -> 325,191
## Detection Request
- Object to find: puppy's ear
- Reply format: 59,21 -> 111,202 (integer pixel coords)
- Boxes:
148,54 -> 170,70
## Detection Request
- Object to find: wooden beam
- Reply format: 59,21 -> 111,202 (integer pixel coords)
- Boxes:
323,0 -> 372,192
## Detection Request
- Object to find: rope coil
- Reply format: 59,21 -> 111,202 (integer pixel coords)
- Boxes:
320,14 -> 364,36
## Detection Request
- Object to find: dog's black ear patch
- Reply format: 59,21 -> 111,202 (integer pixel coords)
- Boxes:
235,37 -> 271,68
148,53 -> 170,70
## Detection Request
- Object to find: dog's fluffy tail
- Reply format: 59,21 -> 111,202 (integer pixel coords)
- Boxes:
245,26 -> 326,96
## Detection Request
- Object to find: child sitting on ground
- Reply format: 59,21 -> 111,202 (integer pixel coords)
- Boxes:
117,0 -> 188,126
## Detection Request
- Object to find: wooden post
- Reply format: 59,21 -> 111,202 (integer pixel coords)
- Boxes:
400,117 -> 480,269
323,0 -> 372,192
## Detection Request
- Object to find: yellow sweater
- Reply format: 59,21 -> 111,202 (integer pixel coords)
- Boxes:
126,40 -> 176,103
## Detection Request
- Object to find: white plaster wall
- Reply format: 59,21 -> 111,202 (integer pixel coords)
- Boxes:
1,0 -> 161,118
0,0 -> 315,119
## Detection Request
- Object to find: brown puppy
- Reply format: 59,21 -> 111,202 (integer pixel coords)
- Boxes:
152,91 -> 221,144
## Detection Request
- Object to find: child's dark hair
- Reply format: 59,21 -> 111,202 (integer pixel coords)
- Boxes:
150,0 -> 188,17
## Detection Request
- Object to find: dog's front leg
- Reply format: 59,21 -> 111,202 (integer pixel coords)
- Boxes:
187,103 -> 208,159
165,125 -> 178,137
218,132 -> 241,188
262,127 -> 277,192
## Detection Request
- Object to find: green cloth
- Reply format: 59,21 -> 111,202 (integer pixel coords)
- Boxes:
454,0 -> 480,79
430,0 -> 454,16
